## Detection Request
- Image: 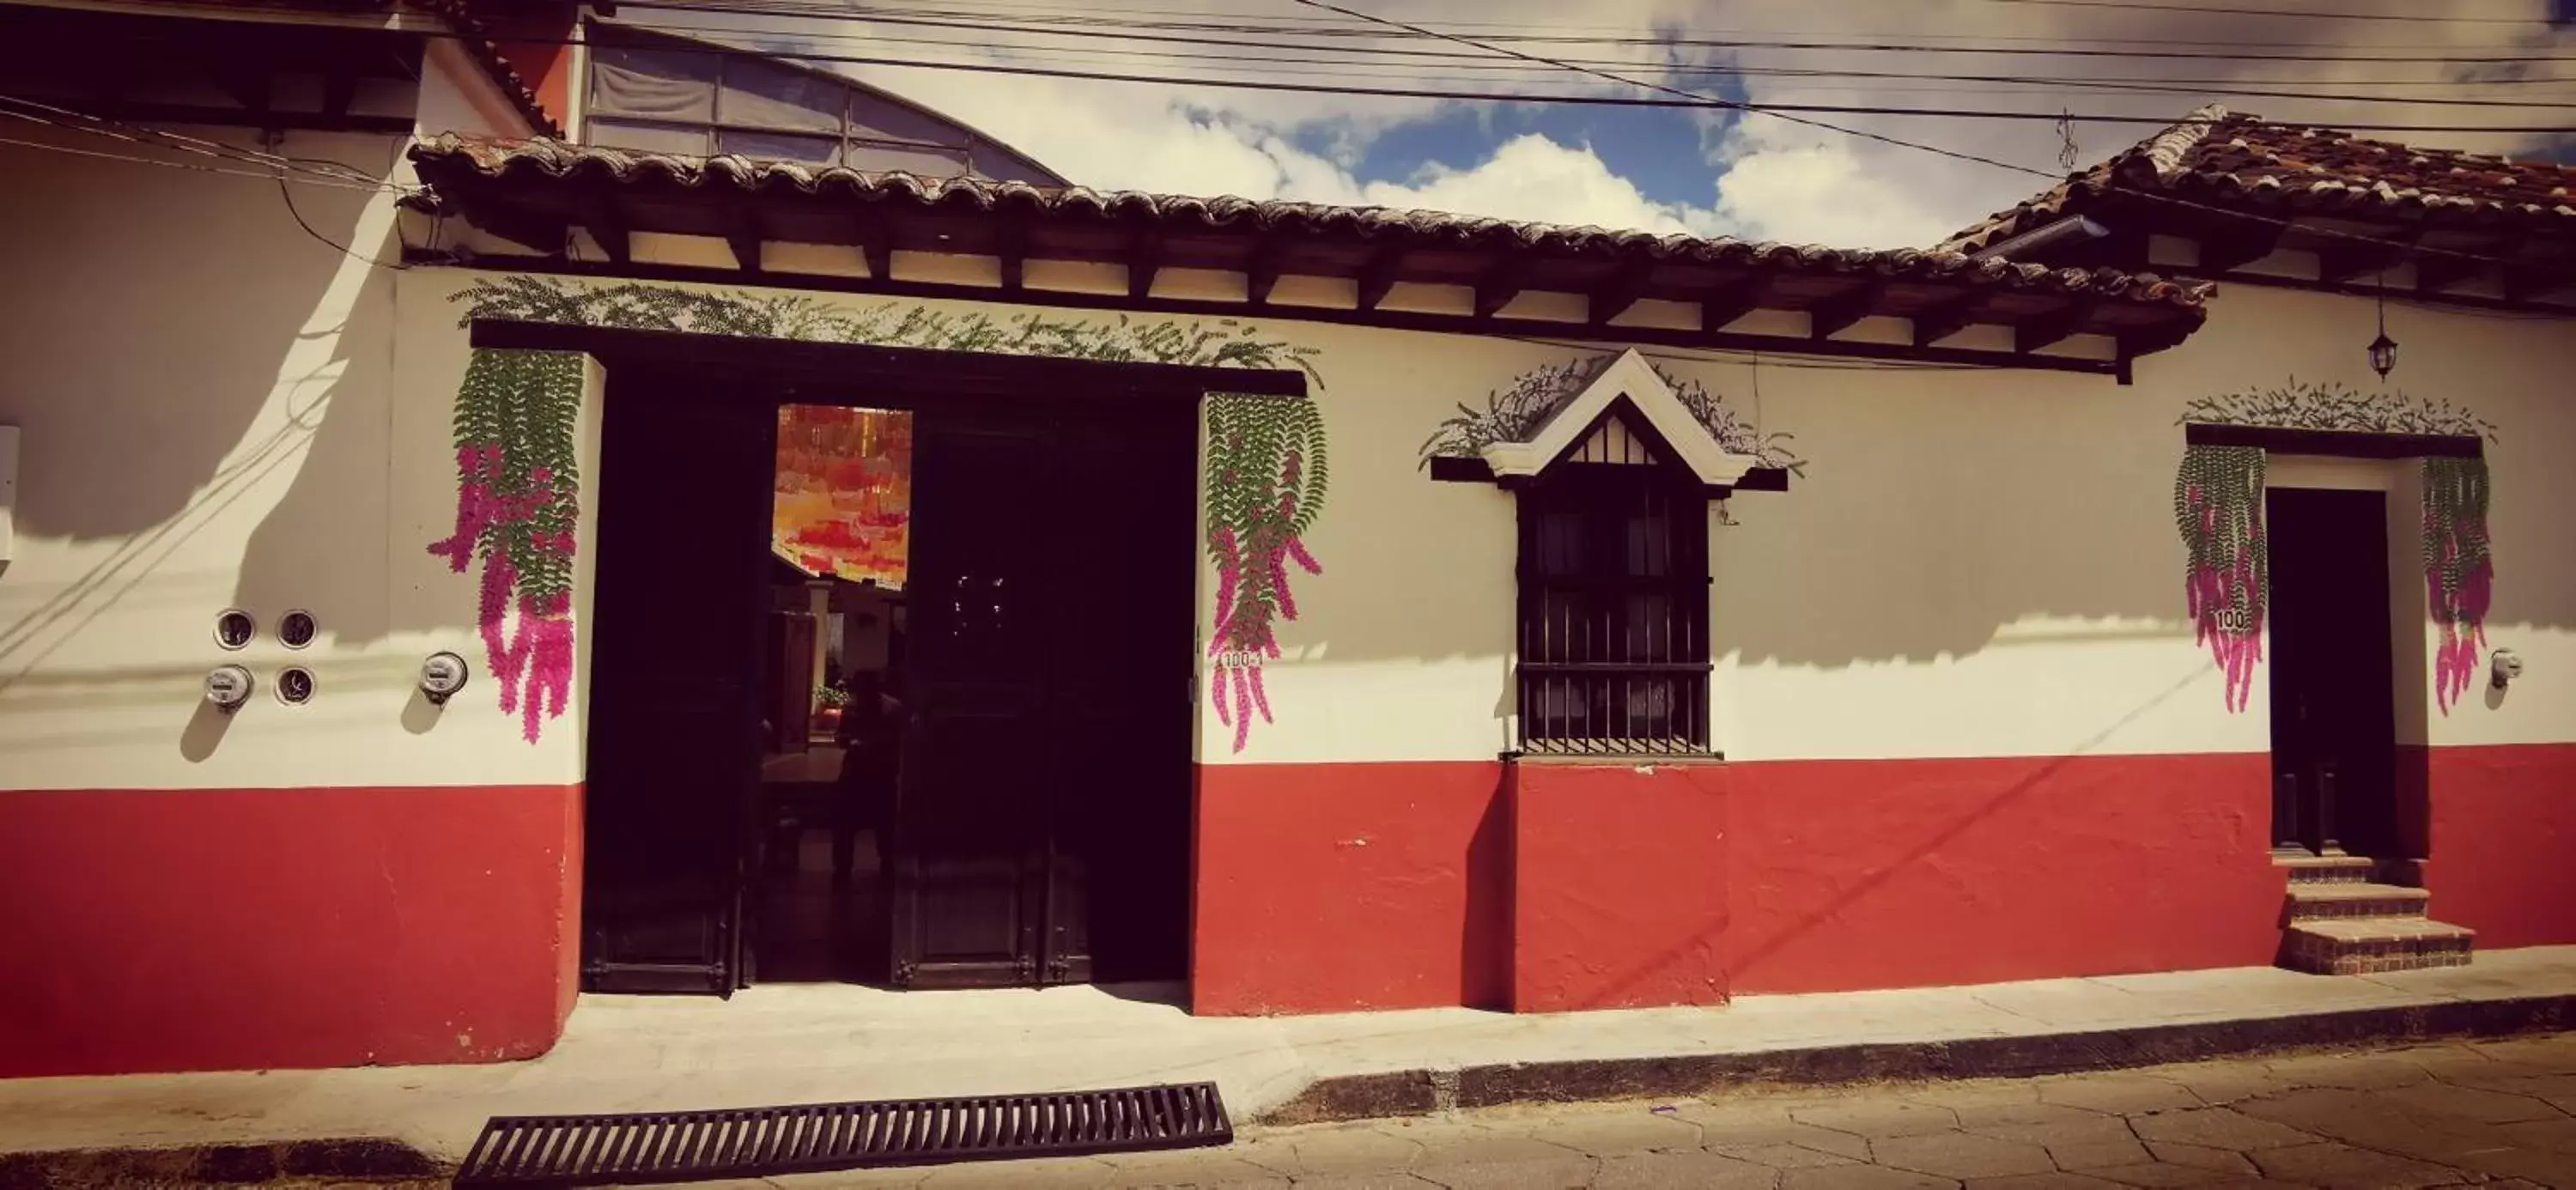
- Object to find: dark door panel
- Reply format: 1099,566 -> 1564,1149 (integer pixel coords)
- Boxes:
2267,487 -> 2399,858
890,394 -> 1196,989
583,378 -> 776,994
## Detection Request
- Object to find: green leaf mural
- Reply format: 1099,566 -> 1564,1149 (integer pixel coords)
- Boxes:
434,276 -> 1327,744
1205,393 -> 1329,754
1419,352 -> 1806,476
2175,379 -> 2498,716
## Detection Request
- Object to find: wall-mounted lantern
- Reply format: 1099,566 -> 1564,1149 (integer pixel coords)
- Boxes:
420,651 -> 471,705
205,665 -> 254,713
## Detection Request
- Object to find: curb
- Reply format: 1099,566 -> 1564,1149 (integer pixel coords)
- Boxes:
0,1136 -> 444,1189
1252,992 -> 2576,1126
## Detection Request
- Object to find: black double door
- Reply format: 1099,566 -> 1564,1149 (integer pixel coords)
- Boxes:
582,373 -> 1196,994
583,377 -> 776,993
2266,487 -> 2400,858
889,395 -> 1198,988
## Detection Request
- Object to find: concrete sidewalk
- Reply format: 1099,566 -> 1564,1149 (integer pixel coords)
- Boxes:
3,947 -> 2572,1172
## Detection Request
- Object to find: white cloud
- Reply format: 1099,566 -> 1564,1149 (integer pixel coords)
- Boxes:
631,0 -> 2576,252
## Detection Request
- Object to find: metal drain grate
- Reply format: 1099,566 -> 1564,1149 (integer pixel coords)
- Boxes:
453,1082 -> 1233,1187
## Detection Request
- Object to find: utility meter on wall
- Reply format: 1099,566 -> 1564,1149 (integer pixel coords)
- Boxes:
421,651 -> 470,705
204,665 -> 253,713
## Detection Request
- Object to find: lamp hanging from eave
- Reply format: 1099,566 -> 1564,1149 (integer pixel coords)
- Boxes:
2368,280 -> 2398,380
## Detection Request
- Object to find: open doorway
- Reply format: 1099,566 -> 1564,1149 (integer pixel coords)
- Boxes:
581,367 -> 1198,997
2266,487 -> 2401,858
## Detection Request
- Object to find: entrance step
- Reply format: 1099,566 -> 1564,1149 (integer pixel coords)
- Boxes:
2281,917 -> 2476,975
2286,881 -> 2431,921
2276,853 -> 2379,884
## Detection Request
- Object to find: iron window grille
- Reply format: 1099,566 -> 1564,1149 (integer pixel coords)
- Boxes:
1512,423 -> 1712,757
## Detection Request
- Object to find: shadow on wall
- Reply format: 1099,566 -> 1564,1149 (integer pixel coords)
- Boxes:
0,135 -> 411,689
1713,377 -> 2190,670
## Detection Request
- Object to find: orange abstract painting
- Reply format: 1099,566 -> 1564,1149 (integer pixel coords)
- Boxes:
774,405 -> 912,589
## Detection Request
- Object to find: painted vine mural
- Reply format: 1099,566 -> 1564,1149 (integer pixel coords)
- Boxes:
2174,379 -> 2498,715
1417,351 -> 1807,477
1205,394 -> 1328,754
434,276 -> 1326,746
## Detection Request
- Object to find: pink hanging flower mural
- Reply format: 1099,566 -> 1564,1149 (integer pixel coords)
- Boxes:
2423,455 -> 2493,714
1205,394 -> 1328,753
428,348 -> 585,744
2174,444 -> 2268,712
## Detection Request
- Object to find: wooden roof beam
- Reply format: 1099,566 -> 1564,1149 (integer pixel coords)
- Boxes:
1911,292 -> 1990,348
2015,299 -> 2099,355
725,205 -> 762,274
1356,242 -> 1405,311
853,206 -> 891,281
1473,258 -> 1531,319
1127,230 -> 1163,301
2317,240 -> 2409,286
1589,260 -> 1655,326
579,189 -> 630,265
1808,279 -> 1887,342
2196,222 -> 2285,273
1244,235 -> 1283,306
998,220 -> 1028,292
1698,272 -> 1772,334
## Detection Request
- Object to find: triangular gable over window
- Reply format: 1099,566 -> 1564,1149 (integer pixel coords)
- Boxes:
1477,349 -> 1769,494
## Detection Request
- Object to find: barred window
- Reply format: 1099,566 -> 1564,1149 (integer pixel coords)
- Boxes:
1513,416 -> 1710,756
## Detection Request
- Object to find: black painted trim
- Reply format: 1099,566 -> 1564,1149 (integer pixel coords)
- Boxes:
2184,422 -> 2484,458
468,319 -> 1309,398
1426,453 -> 1791,495
415,251 -> 2131,379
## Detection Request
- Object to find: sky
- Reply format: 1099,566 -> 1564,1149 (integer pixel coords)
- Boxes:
628,0 -> 2576,251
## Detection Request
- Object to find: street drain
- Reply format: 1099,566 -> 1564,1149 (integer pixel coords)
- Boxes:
453,1082 -> 1232,1187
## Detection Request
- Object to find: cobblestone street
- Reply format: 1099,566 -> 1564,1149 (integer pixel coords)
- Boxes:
748,1033 -> 2576,1188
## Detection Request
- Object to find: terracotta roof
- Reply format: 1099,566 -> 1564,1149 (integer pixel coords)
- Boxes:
408,135 -> 2213,313
414,0 -> 563,139
1941,104 -> 2576,255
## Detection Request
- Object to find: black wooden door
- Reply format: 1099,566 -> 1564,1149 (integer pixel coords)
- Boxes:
889,397 -> 1196,988
2267,487 -> 2399,857
581,377 -> 776,994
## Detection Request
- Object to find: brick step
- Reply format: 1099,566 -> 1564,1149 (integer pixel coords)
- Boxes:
2281,916 -> 2475,975
2275,853 -> 2380,884
2285,881 -> 2431,920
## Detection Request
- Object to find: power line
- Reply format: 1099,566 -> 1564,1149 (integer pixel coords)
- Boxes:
619,17 -> 2576,107
628,1 -> 2576,58
0,134 -> 402,193
1970,0 -> 2549,23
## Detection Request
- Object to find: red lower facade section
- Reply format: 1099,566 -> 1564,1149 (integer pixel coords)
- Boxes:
1512,763 -> 1730,1012
0,784 -> 581,1078
2419,744 -> 2576,950
1194,746 -> 2575,1017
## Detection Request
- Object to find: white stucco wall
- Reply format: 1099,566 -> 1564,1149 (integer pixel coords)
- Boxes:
5,109 -> 2570,790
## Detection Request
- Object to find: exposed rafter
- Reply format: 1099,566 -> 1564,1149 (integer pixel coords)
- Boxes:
998,220 -> 1028,292
580,189 -> 630,265
725,206 -> 762,274
853,207 -> 891,281
1589,260 -> 1656,326
1127,231 -> 1163,301
1356,243 -> 1405,311
1911,293 -> 1988,348
1244,236 -> 1283,306
1807,280 -> 1887,342
1473,258 -> 1529,319
1698,273 -> 1771,335
2016,300 -> 2098,355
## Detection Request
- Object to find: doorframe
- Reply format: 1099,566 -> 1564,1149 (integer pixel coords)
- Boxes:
492,316 -> 1307,996
2183,422 -> 2483,866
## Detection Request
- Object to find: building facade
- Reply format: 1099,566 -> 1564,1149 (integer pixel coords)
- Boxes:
2,4 -> 2570,1079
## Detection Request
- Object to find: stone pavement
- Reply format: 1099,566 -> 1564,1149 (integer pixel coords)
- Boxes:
732,1032 -> 2576,1188
6,947 -> 2573,1171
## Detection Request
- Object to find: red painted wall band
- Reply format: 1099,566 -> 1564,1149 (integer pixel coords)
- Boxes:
0,785 -> 581,1078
